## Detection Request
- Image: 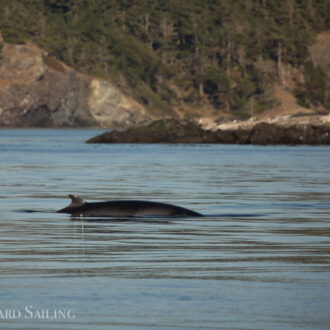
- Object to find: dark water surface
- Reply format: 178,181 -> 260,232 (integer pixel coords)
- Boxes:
0,129 -> 330,329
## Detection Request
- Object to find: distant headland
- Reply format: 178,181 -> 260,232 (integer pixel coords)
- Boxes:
0,1 -> 329,144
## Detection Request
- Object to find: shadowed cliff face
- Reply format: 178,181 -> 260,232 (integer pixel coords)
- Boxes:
0,42 -> 149,127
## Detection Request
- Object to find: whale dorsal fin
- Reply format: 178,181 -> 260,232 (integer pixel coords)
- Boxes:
68,195 -> 86,208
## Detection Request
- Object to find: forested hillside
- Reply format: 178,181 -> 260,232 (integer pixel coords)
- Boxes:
0,0 -> 329,117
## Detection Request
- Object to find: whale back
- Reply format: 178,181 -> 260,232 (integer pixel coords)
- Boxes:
57,196 -> 203,217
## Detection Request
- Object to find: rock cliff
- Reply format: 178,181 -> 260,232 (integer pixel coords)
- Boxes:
0,42 -> 149,127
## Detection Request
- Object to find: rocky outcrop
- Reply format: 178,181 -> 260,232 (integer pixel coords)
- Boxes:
86,118 -> 330,145
248,121 -> 330,145
86,119 -> 219,143
0,42 -> 149,127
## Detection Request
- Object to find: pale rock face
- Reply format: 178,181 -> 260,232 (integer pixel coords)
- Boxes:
0,42 -> 148,127
88,79 -> 148,128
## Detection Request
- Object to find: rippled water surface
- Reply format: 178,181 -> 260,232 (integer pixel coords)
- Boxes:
0,129 -> 330,329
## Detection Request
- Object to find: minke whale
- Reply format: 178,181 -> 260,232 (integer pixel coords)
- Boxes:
57,195 -> 203,217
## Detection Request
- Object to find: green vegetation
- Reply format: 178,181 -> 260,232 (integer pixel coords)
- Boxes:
0,42 -> 3,60
0,0 -> 329,114
295,61 -> 329,109
42,55 -> 66,73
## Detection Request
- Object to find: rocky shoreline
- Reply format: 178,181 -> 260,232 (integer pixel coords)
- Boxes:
86,116 -> 330,145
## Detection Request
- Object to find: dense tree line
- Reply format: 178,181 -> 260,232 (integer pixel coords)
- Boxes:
0,0 -> 329,116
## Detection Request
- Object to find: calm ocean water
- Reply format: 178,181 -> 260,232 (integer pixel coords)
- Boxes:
0,129 -> 330,329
